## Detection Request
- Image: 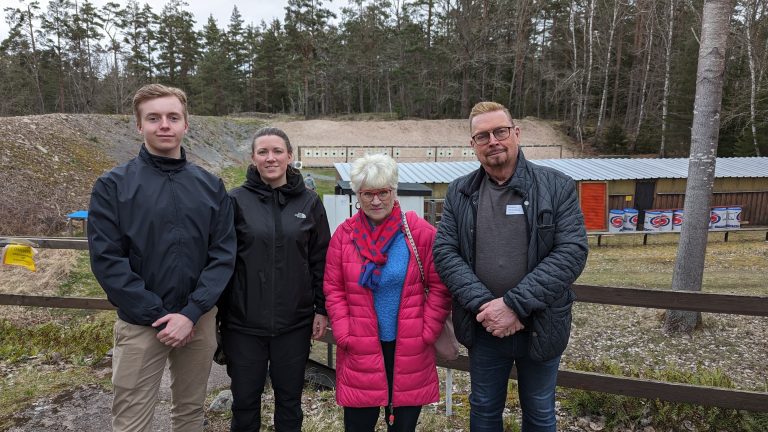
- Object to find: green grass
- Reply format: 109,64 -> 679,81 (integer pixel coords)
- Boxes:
0,313 -> 113,364
0,250 -> 112,363
220,165 -> 248,190
561,360 -> 768,431
305,168 -> 337,197
579,232 -> 768,295
58,251 -> 104,298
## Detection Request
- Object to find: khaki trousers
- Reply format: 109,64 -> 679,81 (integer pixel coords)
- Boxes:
111,308 -> 217,432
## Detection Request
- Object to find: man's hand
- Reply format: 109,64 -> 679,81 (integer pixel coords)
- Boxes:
477,298 -> 524,338
153,313 -> 194,347
312,314 -> 328,341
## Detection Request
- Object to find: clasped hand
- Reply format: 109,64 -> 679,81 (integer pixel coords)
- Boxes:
152,313 -> 195,347
476,298 -> 524,338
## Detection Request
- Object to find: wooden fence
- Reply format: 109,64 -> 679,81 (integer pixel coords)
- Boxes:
1,236 -> 767,413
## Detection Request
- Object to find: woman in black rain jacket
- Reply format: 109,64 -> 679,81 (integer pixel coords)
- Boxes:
218,127 -> 330,432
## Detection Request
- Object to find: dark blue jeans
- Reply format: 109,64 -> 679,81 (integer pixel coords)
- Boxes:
469,329 -> 561,432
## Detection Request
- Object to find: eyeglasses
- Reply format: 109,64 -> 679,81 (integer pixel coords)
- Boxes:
359,188 -> 392,202
471,126 -> 514,146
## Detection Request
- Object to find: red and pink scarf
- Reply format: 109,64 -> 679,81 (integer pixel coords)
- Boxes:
350,202 -> 403,291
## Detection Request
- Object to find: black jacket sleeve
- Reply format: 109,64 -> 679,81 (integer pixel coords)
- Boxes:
309,194 -> 331,316
87,177 -> 169,325
179,180 -> 237,324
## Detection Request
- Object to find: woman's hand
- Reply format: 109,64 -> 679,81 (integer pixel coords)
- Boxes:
311,313 -> 328,340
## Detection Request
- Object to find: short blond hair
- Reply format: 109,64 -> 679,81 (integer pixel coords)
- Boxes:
469,101 -> 514,130
350,153 -> 398,193
133,84 -> 188,126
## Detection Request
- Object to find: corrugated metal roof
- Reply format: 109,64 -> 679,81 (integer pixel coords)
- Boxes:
334,157 -> 768,183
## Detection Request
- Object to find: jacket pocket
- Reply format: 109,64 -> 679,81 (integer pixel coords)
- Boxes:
452,300 -> 475,349
536,222 -> 555,263
529,302 -> 572,362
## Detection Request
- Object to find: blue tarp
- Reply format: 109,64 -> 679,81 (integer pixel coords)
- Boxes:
67,210 -> 88,220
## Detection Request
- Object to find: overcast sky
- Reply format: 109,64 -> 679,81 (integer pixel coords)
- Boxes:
0,0 -> 345,41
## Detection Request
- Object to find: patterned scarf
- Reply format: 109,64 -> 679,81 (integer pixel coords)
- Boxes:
351,201 -> 403,291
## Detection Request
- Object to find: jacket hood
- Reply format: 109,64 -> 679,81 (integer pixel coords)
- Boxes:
242,165 -> 306,205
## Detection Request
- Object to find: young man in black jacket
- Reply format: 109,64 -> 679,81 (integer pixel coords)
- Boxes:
87,84 -> 236,432
433,101 -> 588,431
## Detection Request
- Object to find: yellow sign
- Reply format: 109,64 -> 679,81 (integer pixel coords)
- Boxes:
1,244 -> 37,272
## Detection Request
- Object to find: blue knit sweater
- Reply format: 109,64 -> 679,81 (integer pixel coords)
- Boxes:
373,231 -> 408,341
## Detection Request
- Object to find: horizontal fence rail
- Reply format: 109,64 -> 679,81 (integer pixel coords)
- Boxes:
587,227 -> 768,246
1,236 -> 767,412
573,284 -> 768,316
0,236 -> 89,250
0,293 -> 113,310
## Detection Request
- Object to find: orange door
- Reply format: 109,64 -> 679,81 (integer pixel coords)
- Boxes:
579,182 -> 607,231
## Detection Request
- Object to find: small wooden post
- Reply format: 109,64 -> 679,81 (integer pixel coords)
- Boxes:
445,368 -> 453,416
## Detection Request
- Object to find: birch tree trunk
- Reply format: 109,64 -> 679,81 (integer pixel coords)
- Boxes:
745,0 -> 762,156
581,0 -> 596,131
537,16 -> 549,118
633,9 -> 655,144
610,24 -> 624,123
570,0 -> 584,149
596,0 -> 620,137
18,4 -> 46,114
664,0 -> 735,334
660,0 -> 676,158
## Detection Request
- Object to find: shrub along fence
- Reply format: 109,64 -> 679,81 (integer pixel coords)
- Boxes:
1,236 -> 767,413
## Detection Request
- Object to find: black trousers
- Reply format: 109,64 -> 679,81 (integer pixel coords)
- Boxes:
343,340 -> 423,432
222,325 -> 312,432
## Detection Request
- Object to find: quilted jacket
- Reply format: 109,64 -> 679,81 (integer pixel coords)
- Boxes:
324,210 -> 452,407
433,151 -> 588,361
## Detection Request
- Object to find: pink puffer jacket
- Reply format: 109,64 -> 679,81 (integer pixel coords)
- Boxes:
323,211 -> 452,407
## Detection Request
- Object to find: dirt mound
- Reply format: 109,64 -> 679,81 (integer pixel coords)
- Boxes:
0,115 -> 115,236
0,114 -> 256,235
0,114 -> 576,235
271,116 -> 579,158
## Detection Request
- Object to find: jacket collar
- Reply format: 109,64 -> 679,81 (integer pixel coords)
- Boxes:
139,144 -> 187,172
460,149 -> 532,199
242,165 -> 305,205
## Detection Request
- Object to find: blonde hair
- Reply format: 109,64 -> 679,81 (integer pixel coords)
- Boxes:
469,101 -> 514,130
350,153 -> 398,193
133,84 -> 188,126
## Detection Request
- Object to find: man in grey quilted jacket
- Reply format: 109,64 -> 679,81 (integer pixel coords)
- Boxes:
433,101 -> 588,431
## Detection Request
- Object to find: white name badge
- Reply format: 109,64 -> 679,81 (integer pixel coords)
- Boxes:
506,204 -> 524,215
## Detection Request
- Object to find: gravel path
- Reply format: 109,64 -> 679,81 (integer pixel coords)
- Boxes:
7,363 -> 231,431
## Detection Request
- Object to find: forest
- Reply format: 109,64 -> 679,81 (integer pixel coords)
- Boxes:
1,0 -> 766,156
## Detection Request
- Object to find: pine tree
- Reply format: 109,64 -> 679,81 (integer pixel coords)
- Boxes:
194,15 -> 239,115
122,0 -> 155,81
284,0 -> 335,117
156,0 -> 199,89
